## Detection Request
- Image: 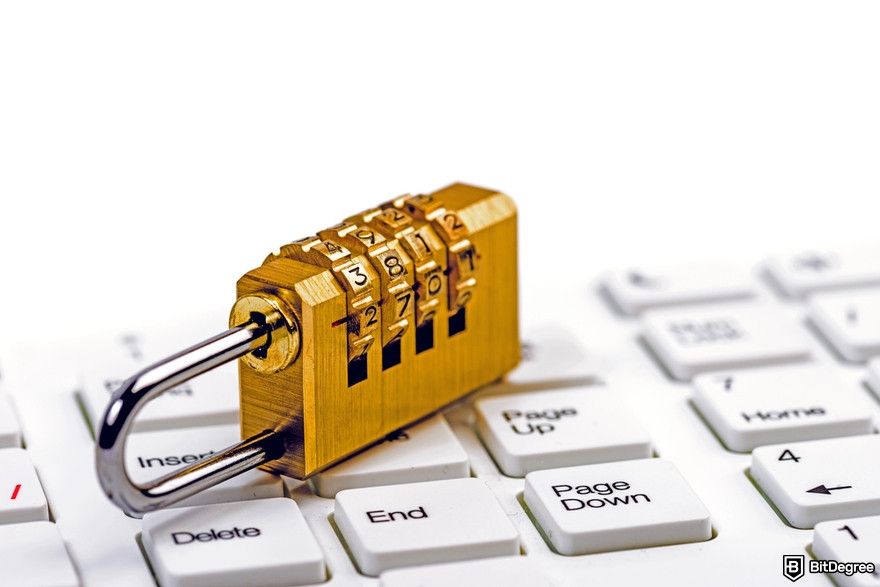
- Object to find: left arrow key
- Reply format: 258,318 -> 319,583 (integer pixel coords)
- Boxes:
752,435 -> 880,528
0,448 -> 49,524
806,484 -> 853,496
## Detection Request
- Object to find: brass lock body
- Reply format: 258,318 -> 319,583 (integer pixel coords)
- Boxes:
233,183 -> 519,479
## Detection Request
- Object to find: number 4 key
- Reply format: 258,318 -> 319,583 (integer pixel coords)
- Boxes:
752,435 -> 880,528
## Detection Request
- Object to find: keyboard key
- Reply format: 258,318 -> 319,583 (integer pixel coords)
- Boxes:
751,435 -> 880,528
475,387 -> 652,477
508,324 -> 595,386
603,262 -> 755,315
766,246 -> 880,298
80,336 -> 238,433
0,448 -> 49,524
809,289 -> 880,362
642,303 -> 812,380
524,459 -> 711,555
0,522 -> 79,587
313,415 -> 469,498
692,365 -> 874,452
126,424 -> 283,507
0,393 -> 21,448
869,358 -> 880,396
334,477 -> 519,576
142,497 -> 325,587
379,556 -> 549,587
813,516 -> 880,587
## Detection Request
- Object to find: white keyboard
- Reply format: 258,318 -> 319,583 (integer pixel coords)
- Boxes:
2,246 -> 880,586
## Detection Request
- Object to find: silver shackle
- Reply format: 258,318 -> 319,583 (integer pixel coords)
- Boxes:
95,311 -> 290,518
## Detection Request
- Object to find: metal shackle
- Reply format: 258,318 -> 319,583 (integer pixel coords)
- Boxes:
95,302 -> 297,518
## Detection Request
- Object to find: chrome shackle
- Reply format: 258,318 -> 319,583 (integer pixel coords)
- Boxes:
95,312 -> 289,518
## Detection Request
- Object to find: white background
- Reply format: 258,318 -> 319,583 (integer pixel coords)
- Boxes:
1,1 -> 879,342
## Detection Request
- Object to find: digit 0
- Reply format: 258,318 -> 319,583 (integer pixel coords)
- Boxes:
427,273 -> 442,296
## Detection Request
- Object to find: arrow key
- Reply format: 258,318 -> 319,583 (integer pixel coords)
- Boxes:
806,484 -> 853,495
752,435 -> 880,528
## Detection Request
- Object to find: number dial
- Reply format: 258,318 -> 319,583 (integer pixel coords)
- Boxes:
403,198 -> 478,312
321,221 -> 416,346
365,205 -> 448,327
373,207 -> 413,232
273,235 -> 381,360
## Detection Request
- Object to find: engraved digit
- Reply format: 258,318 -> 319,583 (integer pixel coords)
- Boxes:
347,264 -> 368,286
444,213 -> 464,231
459,247 -> 476,271
396,292 -> 411,317
427,271 -> 442,296
383,208 -> 406,222
324,240 -> 342,254
414,232 -> 431,253
356,229 -> 376,245
384,254 -> 405,277
364,305 -> 378,326
407,195 -> 433,214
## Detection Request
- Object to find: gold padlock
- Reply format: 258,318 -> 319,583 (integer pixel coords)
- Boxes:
95,182 -> 519,516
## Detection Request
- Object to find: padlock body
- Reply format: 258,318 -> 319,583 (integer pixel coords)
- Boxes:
235,183 -> 519,478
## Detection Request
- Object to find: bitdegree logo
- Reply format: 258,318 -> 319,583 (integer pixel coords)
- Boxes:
809,559 -> 876,576
783,554 -> 875,582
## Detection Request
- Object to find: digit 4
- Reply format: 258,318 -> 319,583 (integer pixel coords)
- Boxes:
778,449 -> 801,463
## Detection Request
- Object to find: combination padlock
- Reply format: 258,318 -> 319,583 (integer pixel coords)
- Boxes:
96,183 -> 519,516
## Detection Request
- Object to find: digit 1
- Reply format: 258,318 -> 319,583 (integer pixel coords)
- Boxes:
414,232 -> 430,253
838,525 -> 858,540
